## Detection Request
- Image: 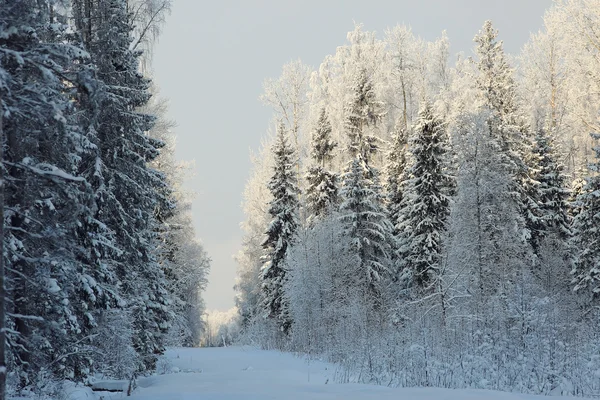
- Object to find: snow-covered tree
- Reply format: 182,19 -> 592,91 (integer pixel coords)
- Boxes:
474,21 -> 518,121
339,158 -> 394,309
571,133 -> 600,299
235,138 -> 274,328
305,108 -> 338,221
345,68 -> 385,166
0,0 -> 205,394
0,0 -> 121,386
527,127 -> 571,252
397,104 -> 453,288
80,0 -> 172,372
237,14 -> 600,396
260,60 -> 311,151
145,92 -> 210,347
261,124 -> 300,334
385,120 -> 410,235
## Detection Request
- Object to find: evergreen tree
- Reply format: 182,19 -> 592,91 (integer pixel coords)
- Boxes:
397,104 -> 453,288
81,0 -> 172,371
571,133 -> 600,298
474,20 -> 518,121
385,119 -> 410,235
261,124 -> 299,334
475,20 -> 536,255
344,68 -> 385,166
339,158 -> 394,308
462,21 -> 532,290
0,0 -> 116,385
527,128 -> 571,253
305,108 -> 338,221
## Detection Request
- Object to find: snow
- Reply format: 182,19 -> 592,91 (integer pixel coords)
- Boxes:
115,346 -> 587,400
46,278 -> 61,294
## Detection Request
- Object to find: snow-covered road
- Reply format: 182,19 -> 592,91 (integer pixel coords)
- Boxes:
123,346 -> 585,400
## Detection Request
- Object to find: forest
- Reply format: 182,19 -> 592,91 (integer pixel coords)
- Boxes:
0,0 -> 210,398
235,0 -> 600,396
3,0 -> 600,398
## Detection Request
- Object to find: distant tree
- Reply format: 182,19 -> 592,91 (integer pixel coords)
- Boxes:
474,20 -> 518,120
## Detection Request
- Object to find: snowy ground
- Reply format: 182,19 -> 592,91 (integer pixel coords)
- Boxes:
65,346 -> 587,400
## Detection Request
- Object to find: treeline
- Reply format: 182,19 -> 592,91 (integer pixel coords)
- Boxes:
236,1 -> 600,396
0,0 -> 209,396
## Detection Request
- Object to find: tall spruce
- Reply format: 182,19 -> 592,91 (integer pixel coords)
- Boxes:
470,21 -> 532,288
261,124 -> 299,334
475,20 -> 536,255
397,104 -> 453,288
571,133 -> 600,298
340,64 -> 393,307
81,0 -> 172,371
305,108 -> 338,221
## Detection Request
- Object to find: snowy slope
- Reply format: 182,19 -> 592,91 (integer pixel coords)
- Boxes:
113,346 -> 588,400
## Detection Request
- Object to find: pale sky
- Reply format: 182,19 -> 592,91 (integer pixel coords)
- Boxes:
152,0 -> 552,311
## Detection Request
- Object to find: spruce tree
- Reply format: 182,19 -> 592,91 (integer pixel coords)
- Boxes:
345,68 -> 385,166
474,20 -> 518,121
339,64 -> 393,307
527,128 -> 571,252
81,0 -> 172,371
397,104 -> 453,288
475,20 -> 535,256
571,133 -> 600,298
0,0 -> 116,385
385,119 -> 410,235
306,108 -> 338,221
261,124 -> 299,334
467,21 -> 532,287
339,158 -> 394,309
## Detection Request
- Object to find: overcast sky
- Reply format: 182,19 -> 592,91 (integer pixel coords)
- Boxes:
152,0 -> 552,311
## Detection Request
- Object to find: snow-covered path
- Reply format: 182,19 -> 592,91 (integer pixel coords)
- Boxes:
122,346 -> 585,400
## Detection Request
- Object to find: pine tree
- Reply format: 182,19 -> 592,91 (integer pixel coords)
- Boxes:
305,108 -> 338,221
261,124 -> 299,334
571,133 -> 600,298
397,104 -> 453,288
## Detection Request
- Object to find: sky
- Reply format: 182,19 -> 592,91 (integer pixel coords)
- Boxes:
152,0 -> 552,311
